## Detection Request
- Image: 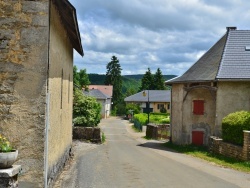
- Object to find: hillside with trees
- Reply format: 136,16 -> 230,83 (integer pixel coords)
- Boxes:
88,73 -> 176,93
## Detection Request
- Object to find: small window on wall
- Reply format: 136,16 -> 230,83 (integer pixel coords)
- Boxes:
193,100 -> 204,115
157,104 -> 164,109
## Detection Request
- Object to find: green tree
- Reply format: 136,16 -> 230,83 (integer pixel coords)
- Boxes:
73,89 -> 101,127
73,66 -> 90,90
139,68 -> 153,91
104,56 -> 122,108
73,65 -> 80,86
153,68 -> 166,90
78,69 -> 90,90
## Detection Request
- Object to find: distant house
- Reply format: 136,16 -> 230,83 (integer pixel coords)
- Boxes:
0,0 -> 83,187
83,89 -> 112,118
124,90 -> 171,113
88,85 -> 113,97
166,27 -> 250,146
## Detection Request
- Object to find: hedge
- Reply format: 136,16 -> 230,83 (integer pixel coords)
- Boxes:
222,111 -> 250,145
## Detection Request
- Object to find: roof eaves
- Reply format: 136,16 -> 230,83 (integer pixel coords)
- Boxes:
52,0 -> 84,56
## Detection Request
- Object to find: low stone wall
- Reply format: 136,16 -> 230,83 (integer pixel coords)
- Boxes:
146,124 -> 170,140
209,131 -> 250,161
73,127 -> 102,143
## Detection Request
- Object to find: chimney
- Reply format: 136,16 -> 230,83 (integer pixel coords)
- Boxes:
226,27 -> 237,32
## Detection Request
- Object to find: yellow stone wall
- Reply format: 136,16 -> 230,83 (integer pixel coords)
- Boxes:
48,2 -> 73,177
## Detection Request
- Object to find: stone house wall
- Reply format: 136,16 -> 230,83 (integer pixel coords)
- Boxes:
215,81 -> 250,136
47,3 -> 73,186
171,83 -> 216,145
0,1 -> 78,187
0,1 -> 49,187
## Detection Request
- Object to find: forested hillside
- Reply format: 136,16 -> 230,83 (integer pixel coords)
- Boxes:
88,74 -> 176,93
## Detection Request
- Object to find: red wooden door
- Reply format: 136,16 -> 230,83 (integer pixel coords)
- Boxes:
192,131 -> 204,145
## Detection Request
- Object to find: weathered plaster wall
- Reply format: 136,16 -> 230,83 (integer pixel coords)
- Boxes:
47,2 -> 73,185
215,81 -> 250,136
171,84 -> 184,144
171,83 -> 216,145
182,87 -> 216,145
0,1 -> 49,187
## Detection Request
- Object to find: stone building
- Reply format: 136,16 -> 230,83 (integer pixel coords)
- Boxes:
0,0 -> 83,187
166,27 -> 250,146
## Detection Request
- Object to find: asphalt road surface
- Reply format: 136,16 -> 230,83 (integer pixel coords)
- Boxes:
54,117 -> 250,188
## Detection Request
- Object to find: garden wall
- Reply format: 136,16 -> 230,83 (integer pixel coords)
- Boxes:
146,124 -> 170,140
209,131 -> 250,161
73,127 -> 102,143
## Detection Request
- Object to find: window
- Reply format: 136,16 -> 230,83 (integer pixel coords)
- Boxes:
193,100 -> 204,115
157,104 -> 164,109
167,104 -> 170,110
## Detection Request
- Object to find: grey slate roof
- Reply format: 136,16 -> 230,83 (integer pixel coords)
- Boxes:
166,28 -> 250,84
217,30 -> 250,79
124,90 -> 170,102
83,89 -> 111,100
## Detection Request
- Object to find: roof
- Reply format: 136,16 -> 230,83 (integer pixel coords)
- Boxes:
83,89 -> 111,100
217,30 -> 250,79
166,27 -> 250,84
52,0 -> 83,56
88,85 -> 113,97
124,90 -> 171,103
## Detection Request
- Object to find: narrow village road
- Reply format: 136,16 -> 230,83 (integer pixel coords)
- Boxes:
54,117 -> 250,188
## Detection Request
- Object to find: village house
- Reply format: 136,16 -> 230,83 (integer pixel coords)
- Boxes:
83,88 -> 112,118
166,27 -> 250,146
124,90 -> 171,113
0,0 -> 83,187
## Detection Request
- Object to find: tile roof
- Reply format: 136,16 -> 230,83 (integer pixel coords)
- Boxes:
88,85 -> 113,97
166,27 -> 250,84
166,33 -> 227,83
124,90 -> 171,103
217,30 -> 250,79
83,89 -> 111,100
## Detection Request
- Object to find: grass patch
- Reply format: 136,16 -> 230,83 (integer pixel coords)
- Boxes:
101,132 -> 106,143
164,142 -> 250,173
143,136 -> 152,140
132,125 -> 141,132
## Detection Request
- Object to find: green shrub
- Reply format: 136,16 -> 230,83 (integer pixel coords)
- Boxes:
73,89 -> 101,127
222,111 -> 250,145
126,103 -> 141,115
134,113 -> 148,125
159,117 -> 170,124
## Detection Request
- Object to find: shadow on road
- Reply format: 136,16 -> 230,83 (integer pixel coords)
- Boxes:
137,141 -> 179,153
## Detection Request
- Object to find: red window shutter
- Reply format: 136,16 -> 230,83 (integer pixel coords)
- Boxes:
193,100 -> 204,115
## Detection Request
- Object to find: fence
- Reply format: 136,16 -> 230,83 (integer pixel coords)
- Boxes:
209,130 -> 250,161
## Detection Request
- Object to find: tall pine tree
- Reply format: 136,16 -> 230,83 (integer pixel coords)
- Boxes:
104,56 -> 122,108
153,68 -> 166,90
139,68 -> 154,91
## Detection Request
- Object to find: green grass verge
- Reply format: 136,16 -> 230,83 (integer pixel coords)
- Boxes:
132,125 -> 141,132
164,142 -> 250,173
101,132 -> 106,143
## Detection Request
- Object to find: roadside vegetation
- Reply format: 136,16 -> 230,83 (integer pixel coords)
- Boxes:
164,142 -> 250,173
132,113 -> 170,131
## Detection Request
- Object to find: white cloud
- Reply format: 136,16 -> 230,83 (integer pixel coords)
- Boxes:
70,0 -> 250,76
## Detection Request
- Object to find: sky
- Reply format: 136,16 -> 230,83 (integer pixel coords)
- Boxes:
69,0 -> 250,76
